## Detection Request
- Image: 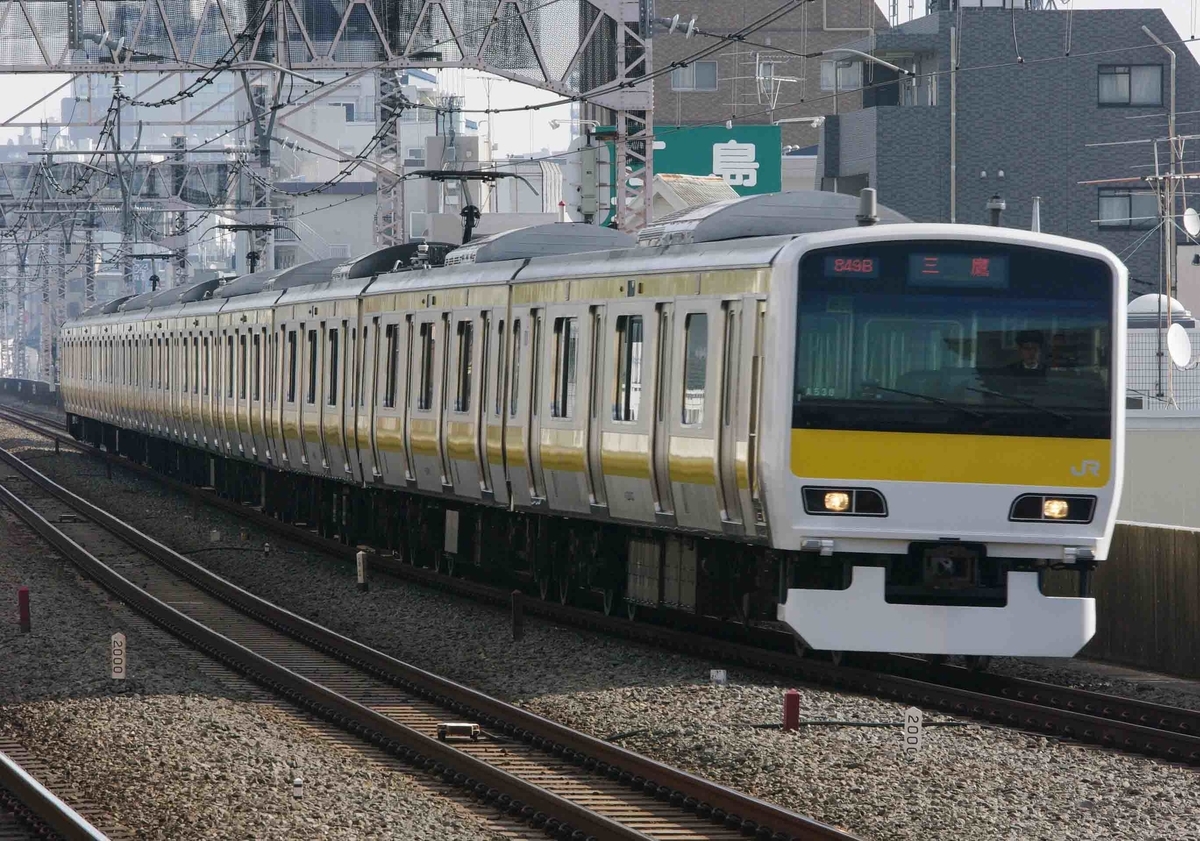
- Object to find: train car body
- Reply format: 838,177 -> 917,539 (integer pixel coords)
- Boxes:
60,194 -> 1127,657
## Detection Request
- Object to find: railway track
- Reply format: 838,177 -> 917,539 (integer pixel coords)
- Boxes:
2,401 -> 1199,767
0,744 -> 111,841
0,428 -> 855,841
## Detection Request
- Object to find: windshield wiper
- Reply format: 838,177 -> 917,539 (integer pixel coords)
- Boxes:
863,383 -> 985,420
965,386 -> 1073,422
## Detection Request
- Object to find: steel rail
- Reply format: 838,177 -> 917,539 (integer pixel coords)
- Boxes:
0,438 -> 857,841
2,402 -> 1199,766
0,749 -> 109,841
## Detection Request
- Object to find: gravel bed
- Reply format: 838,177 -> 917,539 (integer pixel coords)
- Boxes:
0,424 -> 506,841
985,656 -> 1200,711
3,417 -> 1197,841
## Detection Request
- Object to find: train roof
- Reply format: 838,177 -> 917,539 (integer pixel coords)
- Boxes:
212,257 -> 349,299
442,223 -> 635,266
636,190 -> 910,247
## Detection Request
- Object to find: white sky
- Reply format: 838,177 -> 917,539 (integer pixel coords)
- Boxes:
1,1 -> 1199,154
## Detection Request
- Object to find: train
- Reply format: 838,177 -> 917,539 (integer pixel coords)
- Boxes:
59,191 -> 1127,658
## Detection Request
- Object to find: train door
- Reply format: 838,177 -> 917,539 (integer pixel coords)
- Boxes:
444,309 -> 483,499
371,316 -> 402,485
505,311 -> 533,507
538,304 -> 590,514
526,309 -> 547,503
584,306 -> 608,509
599,298 -> 658,523
482,309 -> 509,505
319,319 -> 347,476
650,302 -> 676,517
345,318 -> 366,484
249,327 -> 267,461
283,322 -> 307,468
715,300 -> 764,533
408,313 -> 445,493
360,317 -> 379,480
666,301 -> 725,531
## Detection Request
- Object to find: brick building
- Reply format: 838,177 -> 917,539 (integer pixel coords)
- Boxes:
651,0 -> 890,150
816,4 -> 1200,291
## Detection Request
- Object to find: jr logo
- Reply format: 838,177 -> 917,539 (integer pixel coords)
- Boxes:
1070,460 -> 1102,478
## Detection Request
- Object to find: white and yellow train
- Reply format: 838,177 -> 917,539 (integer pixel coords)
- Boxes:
60,192 -> 1127,657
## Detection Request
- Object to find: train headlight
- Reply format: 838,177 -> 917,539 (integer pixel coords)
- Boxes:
824,491 -> 851,512
803,487 -> 888,516
1009,494 -> 1096,524
1042,498 -> 1070,520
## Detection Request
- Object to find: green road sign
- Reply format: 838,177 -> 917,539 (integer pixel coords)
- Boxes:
602,124 -> 782,224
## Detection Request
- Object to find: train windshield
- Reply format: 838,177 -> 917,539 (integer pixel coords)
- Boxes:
794,241 -> 1113,439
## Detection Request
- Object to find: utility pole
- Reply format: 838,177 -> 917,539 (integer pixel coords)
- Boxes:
171,135 -> 188,288
113,72 -> 135,296
15,244 -> 27,379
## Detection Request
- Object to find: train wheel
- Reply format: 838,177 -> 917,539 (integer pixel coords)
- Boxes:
624,599 -> 638,620
537,575 -> 550,601
558,576 -> 571,605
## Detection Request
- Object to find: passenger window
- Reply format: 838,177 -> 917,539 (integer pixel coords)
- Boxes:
480,316 -> 490,417
551,317 -> 578,419
494,320 -> 505,416
328,328 -> 339,406
252,333 -> 261,401
287,330 -> 298,403
239,334 -> 247,399
682,313 -> 708,425
165,338 -> 171,391
225,335 -> 233,398
306,329 -> 318,404
360,326 -> 370,407
192,337 -> 199,394
417,322 -> 436,411
454,320 -> 473,412
384,324 -> 398,408
350,327 -> 358,408
509,320 -> 522,417
203,337 -> 210,396
614,315 -> 643,422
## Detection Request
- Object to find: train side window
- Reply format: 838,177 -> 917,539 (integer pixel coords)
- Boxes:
349,327 -> 358,408
494,320 -> 505,416
479,316 -> 490,417
360,326 -> 370,407
551,317 -> 578,419
454,320 -> 473,412
203,337 -> 210,396
226,334 -> 235,398
327,328 -> 340,406
165,337 -> 172,391
252,333 -> 261,401
306,329 -> 318,404
287,330 -> 298,402
383,324 -> 398,408
614,315 -> 643,422
682,314 -> 708,425
239,334 -> 248,400
417,322 -> 435,411
509,319 -> 521,417
192,337 -> 199,394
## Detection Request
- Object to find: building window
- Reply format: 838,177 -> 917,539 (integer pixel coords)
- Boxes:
820,60 -> 862,91
670,61 -> 718,92
1098,65 -> 1162,106
1098,189 -> 1159,229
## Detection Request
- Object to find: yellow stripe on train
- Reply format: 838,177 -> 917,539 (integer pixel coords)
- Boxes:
790,429 -> 1110,488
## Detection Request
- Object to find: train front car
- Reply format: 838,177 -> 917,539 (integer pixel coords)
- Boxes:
763,225 -> 1126,657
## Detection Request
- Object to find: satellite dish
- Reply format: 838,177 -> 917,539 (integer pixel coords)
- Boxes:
1185,207 -> 1200,238
1167,322 -> 1193,368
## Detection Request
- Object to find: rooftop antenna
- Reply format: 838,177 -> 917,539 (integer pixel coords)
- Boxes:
856,188 -> 879,226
